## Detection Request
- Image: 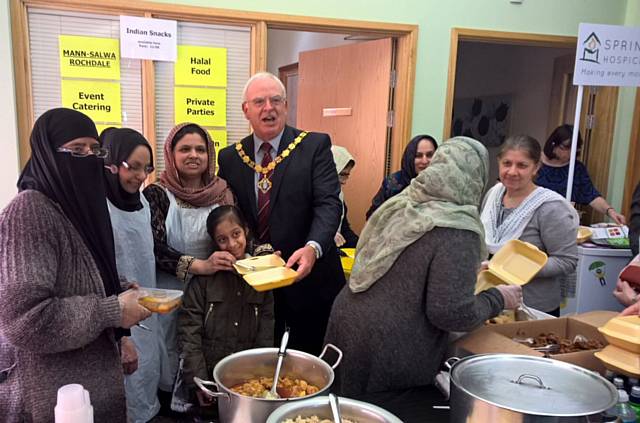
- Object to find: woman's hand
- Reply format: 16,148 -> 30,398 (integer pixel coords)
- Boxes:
118,288 -> 152,329
495,285 -> 523,310
190,251 -> 237,275
334,233 -> 346,247
479,261 -> 490,271
120,336 -> 139,375
614,280 -> 637,307
607,209 -> 626,225
621,301 -> 640,316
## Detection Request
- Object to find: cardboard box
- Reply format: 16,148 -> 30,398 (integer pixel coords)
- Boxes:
453,311 -> 618,374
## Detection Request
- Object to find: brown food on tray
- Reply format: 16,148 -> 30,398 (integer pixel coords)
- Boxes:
230,376 -> 320,398
137,296 -> 181,313
486,310 -> 516,325
516,330 -> 604,354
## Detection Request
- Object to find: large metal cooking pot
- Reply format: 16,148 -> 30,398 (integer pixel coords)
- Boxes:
194,344 -> 342,423
449,354 -> 618,423
265,395 -> 403,423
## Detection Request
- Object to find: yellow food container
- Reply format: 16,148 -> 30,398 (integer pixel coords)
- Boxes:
138,288 -> 182,314
474,240 -> 548,295
243,267 -> 298,292
340,248 -> 356,278
577,226 -> 593,244
595,344 -> 640,377
598,315 -> 640,353
233,254 -> 286,275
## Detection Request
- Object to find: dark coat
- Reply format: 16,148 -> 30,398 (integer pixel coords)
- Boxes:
630,182 -> 640,257
178,271 -> 274,389
218,126 -> 346,354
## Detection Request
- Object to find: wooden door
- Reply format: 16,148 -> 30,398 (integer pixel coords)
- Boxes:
297,38 -> 393,233
548,54 -> 619,224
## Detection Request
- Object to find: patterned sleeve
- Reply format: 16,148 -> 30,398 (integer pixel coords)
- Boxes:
142,183 -> 189,277
572,161 -> 601,205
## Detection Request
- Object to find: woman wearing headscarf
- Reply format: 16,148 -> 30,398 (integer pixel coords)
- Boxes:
0,108 -> 150,422
324,137 -> 521,396
365,134 -> 438,219
101,127 -> 161,422
142,123 -> 234,409
331,145 -> 358,248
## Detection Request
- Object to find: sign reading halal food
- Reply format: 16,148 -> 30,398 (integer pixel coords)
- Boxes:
175,46 -> 227,87
61,80 -> 122,123
59,35 -> 121,80
174,86 -> 226,127
574,23 -> 640,87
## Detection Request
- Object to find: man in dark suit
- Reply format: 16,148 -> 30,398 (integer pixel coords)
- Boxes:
218,72 -> 345,354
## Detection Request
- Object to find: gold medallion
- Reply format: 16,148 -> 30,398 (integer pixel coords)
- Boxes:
258,176 -> 272,194
236,131 -> 308,177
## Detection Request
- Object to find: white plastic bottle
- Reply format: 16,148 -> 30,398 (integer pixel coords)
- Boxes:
54,384 -> 93,423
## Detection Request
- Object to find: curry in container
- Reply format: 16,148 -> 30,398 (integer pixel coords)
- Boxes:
230,376 -> 320,399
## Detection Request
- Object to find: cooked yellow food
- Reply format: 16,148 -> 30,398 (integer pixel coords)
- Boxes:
283,417 -> 356,423
230,376 -> 320,399
138,296 -> 181,314
486,310 -> 516,325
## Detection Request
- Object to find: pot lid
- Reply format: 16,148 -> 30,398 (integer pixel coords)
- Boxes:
450,354 -> 617,416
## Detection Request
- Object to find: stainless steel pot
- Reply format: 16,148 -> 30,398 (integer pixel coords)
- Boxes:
266,395 -> 403,423
194,344 -> 342,423
449,354 -> 618,423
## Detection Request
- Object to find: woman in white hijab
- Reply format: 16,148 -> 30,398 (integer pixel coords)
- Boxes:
331,146 -> 358,248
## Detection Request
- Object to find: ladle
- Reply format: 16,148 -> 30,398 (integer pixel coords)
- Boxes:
264,328 -> 290,399
329,393 -> 342,423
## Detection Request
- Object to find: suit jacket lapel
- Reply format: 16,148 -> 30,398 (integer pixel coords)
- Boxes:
270,125 -> 296,208
240,135 -> 258,225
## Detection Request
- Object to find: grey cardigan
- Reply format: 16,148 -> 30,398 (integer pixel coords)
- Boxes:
513,201 -> 578,312
0,190 -> 125,422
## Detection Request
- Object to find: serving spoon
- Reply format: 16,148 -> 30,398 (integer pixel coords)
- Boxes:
264,328 -> 290,399
329,393 -> 342,423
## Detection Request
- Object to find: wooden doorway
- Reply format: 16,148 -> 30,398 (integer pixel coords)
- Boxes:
296,38 -> 393,232
444,28 -> 619,224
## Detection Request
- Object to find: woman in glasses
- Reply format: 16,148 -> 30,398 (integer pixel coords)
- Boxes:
0,108 -> 151,422
142,123 -> 234,413
100,127 -> 161,422
536,124 -> 625,225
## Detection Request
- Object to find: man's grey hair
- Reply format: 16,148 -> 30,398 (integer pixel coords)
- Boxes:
241,72 -> 287,103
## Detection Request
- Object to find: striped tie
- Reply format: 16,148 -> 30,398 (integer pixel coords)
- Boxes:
257,142 -> 273,243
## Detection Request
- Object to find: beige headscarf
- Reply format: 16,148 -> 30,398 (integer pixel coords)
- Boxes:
331,145 -> 355,232
349,137 -> 489,293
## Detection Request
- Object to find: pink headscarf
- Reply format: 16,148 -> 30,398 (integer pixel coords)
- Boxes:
159,122 -> 234,207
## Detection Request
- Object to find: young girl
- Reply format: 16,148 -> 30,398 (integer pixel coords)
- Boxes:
177,205 -> 275,407
101,127 -> 161,422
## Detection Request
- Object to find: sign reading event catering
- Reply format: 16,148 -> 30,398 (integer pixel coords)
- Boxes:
59,35 -> 120,80
120,16 -> 177,61
574,23 -> 640,87
61,79 -> 122,123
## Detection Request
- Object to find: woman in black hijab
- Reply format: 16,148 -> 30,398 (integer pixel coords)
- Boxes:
101,127 -> 162,422
0,108 -> 150,422
366,134 -> 438,219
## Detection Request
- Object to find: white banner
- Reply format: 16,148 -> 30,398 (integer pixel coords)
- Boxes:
120,16 -> 177,62
573,23 -> 640,87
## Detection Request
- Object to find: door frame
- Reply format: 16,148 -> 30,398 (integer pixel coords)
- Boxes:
11,0 -> 418,173
442,28 -> 576,141
622,88 -> 640,215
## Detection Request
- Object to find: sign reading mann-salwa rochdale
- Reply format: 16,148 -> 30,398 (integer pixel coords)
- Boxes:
574,23 -> 640,87
59,35 -> 121,80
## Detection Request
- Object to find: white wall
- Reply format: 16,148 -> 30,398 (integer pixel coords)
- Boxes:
0,0 -> 20,210
454,42 -> 573,184
267,29 -> 355,75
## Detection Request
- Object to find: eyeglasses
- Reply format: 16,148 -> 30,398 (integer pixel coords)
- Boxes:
57,145 -> 109,158
338,171 -> 351,181
247,95 -> 285,108
557,143 -> 572,151
121,161 -> 154,175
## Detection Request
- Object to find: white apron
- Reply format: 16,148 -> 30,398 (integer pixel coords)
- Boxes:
156,189 -> 218,391
108,196 -> 161,423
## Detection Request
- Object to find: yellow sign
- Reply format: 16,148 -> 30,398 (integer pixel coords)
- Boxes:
61,80 -> 122,124
175,46 -> 227,87
59,35 -> 120,80
207,129 -> 228,160
95,124 -> 120,137
175,87 -> 226,127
